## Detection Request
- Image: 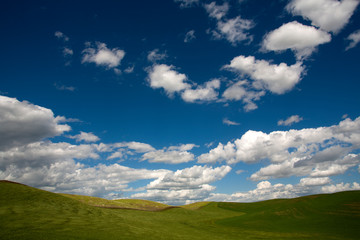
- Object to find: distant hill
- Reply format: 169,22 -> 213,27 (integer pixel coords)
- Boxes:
60,193 -> 171,211
1,180 -> 360,239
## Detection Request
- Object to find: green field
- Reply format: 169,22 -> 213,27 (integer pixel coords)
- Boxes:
1,180 -> 359,239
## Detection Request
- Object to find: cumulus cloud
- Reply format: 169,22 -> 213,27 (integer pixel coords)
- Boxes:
106,143 -> 197,164
0,95 -> 71,151
174,0 -> 199,8
82,42 -> 125,69
206,181 -> 299,202
204,1 -> 229,20
181,79 -> 220,103
147,64 -> 191,97
68,131 -> 100,143
345,29 -> 360,50
132,165 -> 231,205
322,182 -> 360,193
184,30 -> 196,43
0,141 -> 99,170
199,117 -> 360,181
222,81 -> 266,111
141,144 -> 196,164
287,0 -> 359,34
224,55 -> 304,94
212,16 -> 254,45
106,141 -> 155,160
263,21 -> 331,60
223,118 -> 240,126
278,115 -> 303,126
0,154 -> 170,199
207,179 -> 360,203
147,49 -> 167,62
299,177 -> 331,186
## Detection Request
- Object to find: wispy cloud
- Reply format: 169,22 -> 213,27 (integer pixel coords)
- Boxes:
223,118 -> 240,126
147,49 -> 167,63
174,0 -> 199,8
345,29 -> 360,50
68,131 -> 100,143
184,30 -> 196,43
54,31 -> 69,42
54,83 -> 76,92
277,115 -> 303,126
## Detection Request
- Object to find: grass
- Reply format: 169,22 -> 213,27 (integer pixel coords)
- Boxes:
60,193 -> 170,211
1,180 -> 360,239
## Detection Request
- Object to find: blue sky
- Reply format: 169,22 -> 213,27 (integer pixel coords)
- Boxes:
1,0 -> 360,205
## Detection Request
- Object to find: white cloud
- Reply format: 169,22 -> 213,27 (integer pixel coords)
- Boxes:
207,179 -> 360,203
107,142 -> 196,163
223,118 -> 240,126
147,165 -> 231,190
0,153 -> 170,199
249,151 -> 360,181
206,181 -> 299,202
222,81 -> 266,111
107,141 -> 155,160
147,49 -> 167,62
167,143 -> 198,151
199,117 -> 360,182
300,177 -> 331,186
184,30 -> 196,43
222,81 -> 247,101
0,141 -> 100,173
124,65 -> 135,73
120,141 -> 155,153
107,151 -> 124,160
224,55 -> 304,94
278,115 -> 303,126
147,64 -> 191,97
174,0 -> 199,8
263,21 -> 331,60
213,16 -> 254,45
54,83 -> 75,92
54,31 -> 69,42
0,95 -> 71,151
55,116 -> 82,123
142,148 -> 195,164
181,79 -> 220,103
345,29 -> 360,50
204,2 -> 229,20
287,0 -> 359,34
236,169 -> 245,174
82,42 -> 125,69
132,165 -> 231,205
62,47 -> 73,57
68,131 -> 100,143
322,182 -> 360,193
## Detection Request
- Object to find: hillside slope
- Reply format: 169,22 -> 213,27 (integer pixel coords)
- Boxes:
1,180 -> 360,239
60,193 -> 170,211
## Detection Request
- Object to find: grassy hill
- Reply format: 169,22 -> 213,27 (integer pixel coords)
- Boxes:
1,180 -> 360,239
60,193 -> 171,211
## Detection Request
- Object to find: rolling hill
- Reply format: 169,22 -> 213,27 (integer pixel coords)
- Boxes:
1,180 -> 359,239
